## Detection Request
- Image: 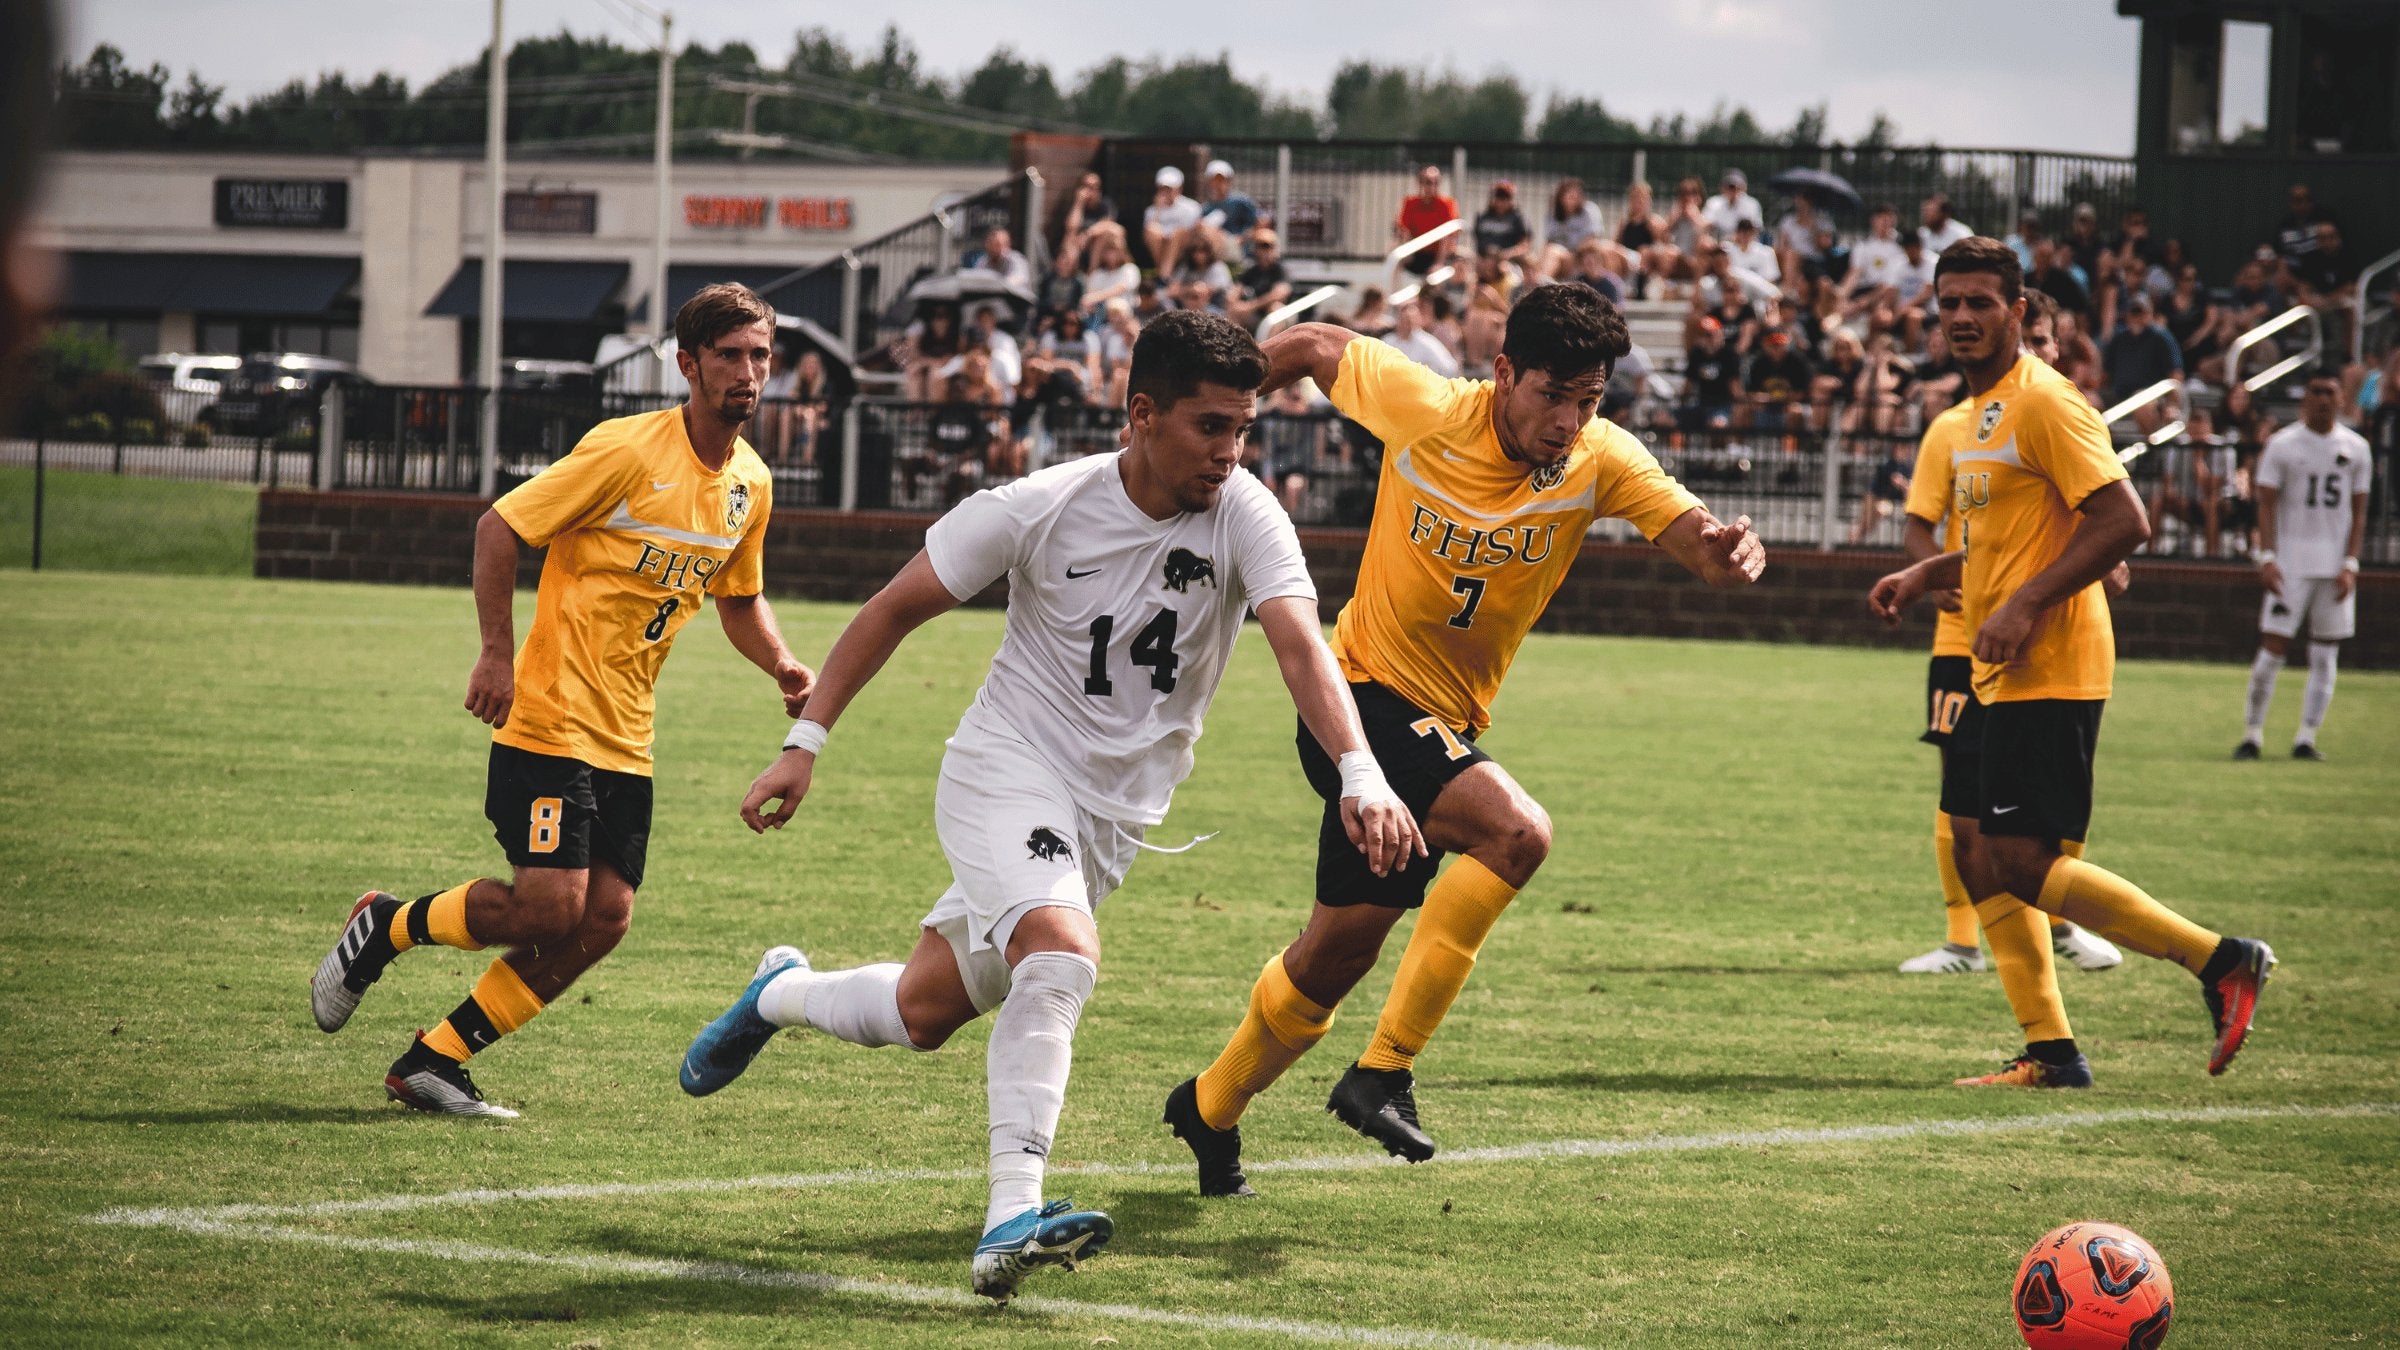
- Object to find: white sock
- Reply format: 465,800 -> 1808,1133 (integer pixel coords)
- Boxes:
983,950 -> 1096,1233
2298,642 -> 2338,744
2242,647 -> 2281,740
757,963 -> 918,1049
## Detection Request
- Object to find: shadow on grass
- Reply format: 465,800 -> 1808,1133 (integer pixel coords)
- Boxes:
1582,964 -> 1886,978
1463,1069 -> 1925,1093
576,1192 -> 1296,1279
69,1104 -> 399,1126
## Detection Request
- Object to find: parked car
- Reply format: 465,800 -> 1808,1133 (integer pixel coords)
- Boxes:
136,353 -> 243,408
202,353 -> 373,437
501,358 -> 597,393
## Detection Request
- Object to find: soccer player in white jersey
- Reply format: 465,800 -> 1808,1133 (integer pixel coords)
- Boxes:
2236,370 -> 2372,761
676,311 -> 1424,1303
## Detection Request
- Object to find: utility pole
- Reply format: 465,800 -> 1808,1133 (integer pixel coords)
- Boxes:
477,0 -> 505,498
652,9 -> 673,344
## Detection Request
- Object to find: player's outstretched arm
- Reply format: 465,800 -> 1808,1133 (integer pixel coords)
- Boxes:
1901,514 -> 1965,613
740,551 -> 963,834
464,509 -> 523,727
1253,596 -> 1426,878
1971,479 -> 2151,665
715,593 -> 817,716
1258,322 -> 1354,397
1653,506 -> 1768,589
1869,549 -> 1964,625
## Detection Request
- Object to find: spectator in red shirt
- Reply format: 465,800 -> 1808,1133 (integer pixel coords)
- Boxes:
1394,164 -> 1460,276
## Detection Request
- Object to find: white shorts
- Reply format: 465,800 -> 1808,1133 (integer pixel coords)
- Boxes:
2259,576 -> 2356,641
920,718 -> 1143,1014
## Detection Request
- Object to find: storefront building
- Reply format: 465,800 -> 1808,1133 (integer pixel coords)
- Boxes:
31,150 -> 1005,385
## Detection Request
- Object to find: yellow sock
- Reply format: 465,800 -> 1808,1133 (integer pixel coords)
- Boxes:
2044,840 -> 2086,931
2038,857 -> 2218,972
426,882 -> 485,952
1356,857 -> 1518,1073
1935,811 -> 1978,948
1193,951 -> 1336,1130
422,958 -> 548,1064
1975,893 -> 2073,1044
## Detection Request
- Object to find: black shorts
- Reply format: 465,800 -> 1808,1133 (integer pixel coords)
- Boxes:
1937,698 -> 2103,846
1921,655 -> 1975,748
484,742 -> 654,888
1297,682 -> 1494,909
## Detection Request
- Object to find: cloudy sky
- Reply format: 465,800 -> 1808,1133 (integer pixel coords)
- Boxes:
64,0 -> 2153,155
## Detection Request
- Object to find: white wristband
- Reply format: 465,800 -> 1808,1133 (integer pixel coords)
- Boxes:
2343,556 -> 2361,573
2255,550 -> 2275,565
782,719 -> 829,755
1337,750 -> 1395,805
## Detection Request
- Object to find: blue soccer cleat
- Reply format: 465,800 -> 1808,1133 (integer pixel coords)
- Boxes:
679,946 -> 806,1097
971,1198 -> 1114,1303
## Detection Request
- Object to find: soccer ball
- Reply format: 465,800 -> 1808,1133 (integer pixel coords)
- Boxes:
2014,1221 -> 2174,1349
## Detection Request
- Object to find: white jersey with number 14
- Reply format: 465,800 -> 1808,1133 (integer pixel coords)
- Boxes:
924,452 -> 1317,825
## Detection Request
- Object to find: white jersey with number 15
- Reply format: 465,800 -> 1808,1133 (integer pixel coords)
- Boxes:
2256,421 -> 2371,579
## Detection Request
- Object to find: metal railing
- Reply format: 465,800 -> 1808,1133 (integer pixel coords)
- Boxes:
1385,219 -> 1464,291
1256,285 -> 1344,339
2354,246 -> 2400,368
2226,305 -> 2322,395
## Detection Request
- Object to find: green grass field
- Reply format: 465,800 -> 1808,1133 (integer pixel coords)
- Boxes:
3,571 -> 2395,1348
0,467 -> 258,575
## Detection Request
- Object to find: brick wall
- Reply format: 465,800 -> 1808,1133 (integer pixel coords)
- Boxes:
256,491 -> 2400,668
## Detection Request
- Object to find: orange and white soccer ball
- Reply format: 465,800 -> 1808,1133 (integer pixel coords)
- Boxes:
2014,1221 -> 2174,1348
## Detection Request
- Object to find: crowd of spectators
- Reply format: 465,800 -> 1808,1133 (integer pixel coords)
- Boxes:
855,156 -> 2392,542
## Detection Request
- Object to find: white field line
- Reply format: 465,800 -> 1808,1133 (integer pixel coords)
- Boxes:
119,1217 -> 1585,1350
81,1103 -> 2395,1350
91,1101 -> 2396,1231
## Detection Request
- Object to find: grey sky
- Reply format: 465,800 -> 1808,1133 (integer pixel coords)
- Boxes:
64,0 -> 2154,155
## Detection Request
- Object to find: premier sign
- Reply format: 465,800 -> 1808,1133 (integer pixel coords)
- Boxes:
215,178 -> 349,230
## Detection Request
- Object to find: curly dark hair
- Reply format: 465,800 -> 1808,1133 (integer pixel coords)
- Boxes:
1499,284 -> 1630,382
1127,309 -> 1268,411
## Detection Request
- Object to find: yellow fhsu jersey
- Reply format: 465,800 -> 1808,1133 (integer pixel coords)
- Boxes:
491,407 -> 771,774
1946,353 -> 2125,704
1903,415 -> 1973,660
1327,339 -> 1700,734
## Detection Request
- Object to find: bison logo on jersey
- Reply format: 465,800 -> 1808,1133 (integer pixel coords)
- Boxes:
725,482 -> 752,533
1977,400 -> 2004,441
1163,548 -> 1217,592
1026,827 -> 1073,862
1529,459 -> 1569,492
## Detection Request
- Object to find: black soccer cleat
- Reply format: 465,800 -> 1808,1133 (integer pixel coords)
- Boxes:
2203,937 -> 2276,1076
2290,742 -> 2327,762
2230,740 -> 2262,761
385,1035 -> 519,1119
312,890 -> 401,1033
1163,1077 -> 1257,1198
1327,1062 -> 1436,1162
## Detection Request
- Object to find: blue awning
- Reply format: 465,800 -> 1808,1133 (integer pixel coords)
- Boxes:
61,251 -> 359,316
628,263 -> 813,324
425,260 -> 629,323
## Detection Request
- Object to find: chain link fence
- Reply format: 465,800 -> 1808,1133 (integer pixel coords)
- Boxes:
10,377 -> 2394,574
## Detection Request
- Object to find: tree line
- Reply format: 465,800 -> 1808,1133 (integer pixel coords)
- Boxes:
52,26 -> 1898,161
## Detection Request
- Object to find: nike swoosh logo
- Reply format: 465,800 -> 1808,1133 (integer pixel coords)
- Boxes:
651,480 -> 677,491
1065,566 -> 1102,579
1991,805 -> 2020,814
